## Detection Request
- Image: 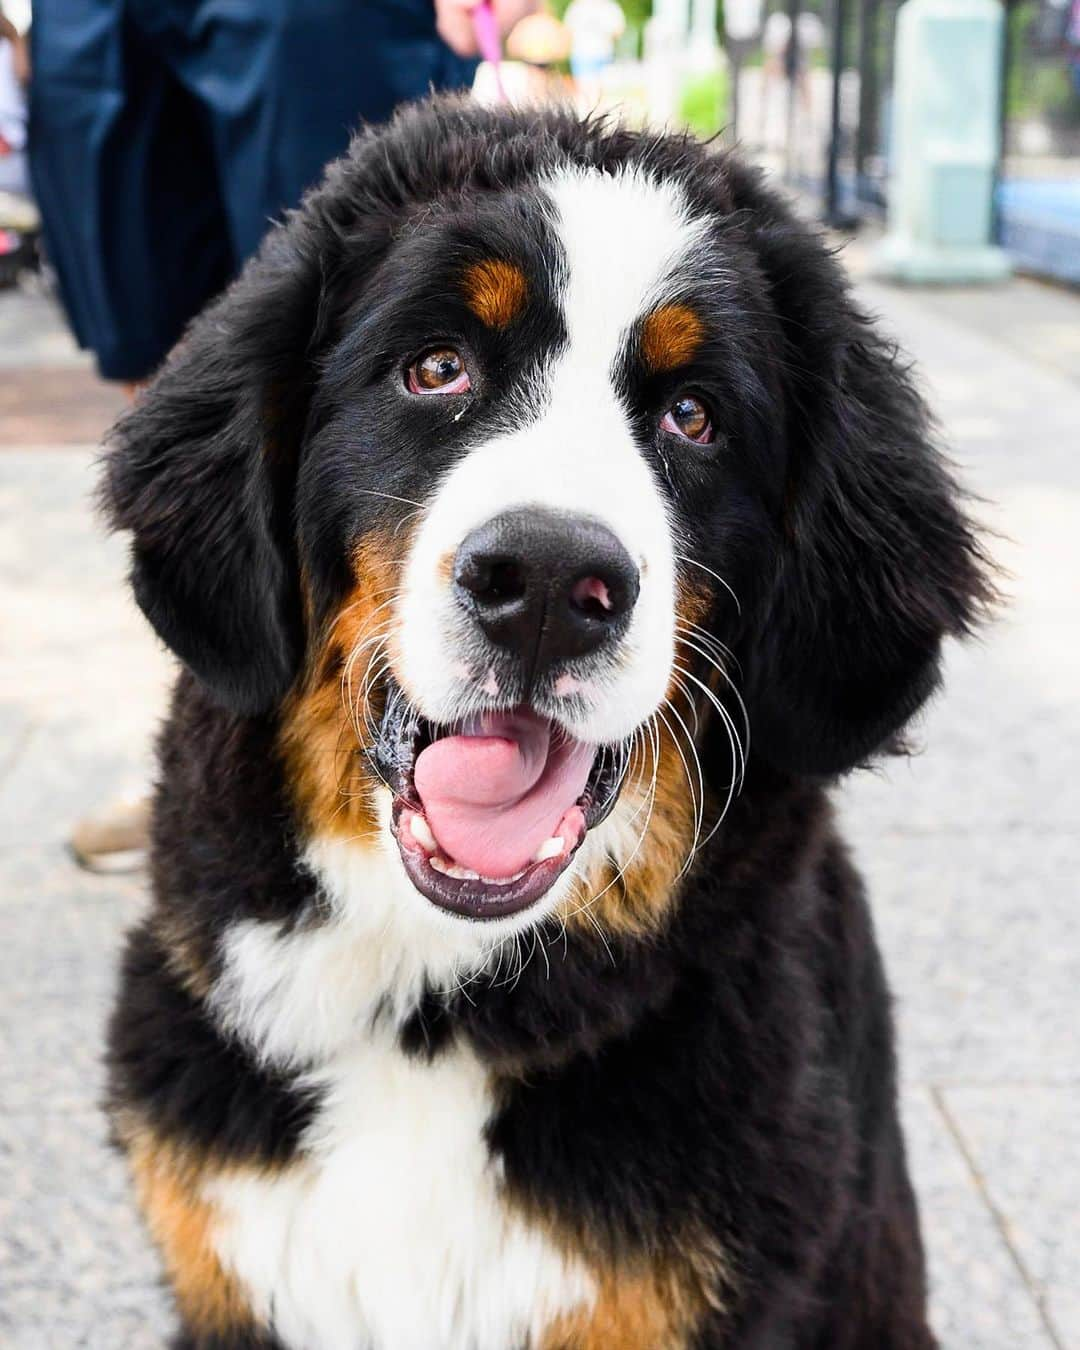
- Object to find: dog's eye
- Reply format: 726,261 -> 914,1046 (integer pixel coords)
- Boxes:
407,347 -> 471,395
660,395 -> 714,445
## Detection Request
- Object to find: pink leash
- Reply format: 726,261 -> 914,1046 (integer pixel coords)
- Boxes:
471,1 -> 508,103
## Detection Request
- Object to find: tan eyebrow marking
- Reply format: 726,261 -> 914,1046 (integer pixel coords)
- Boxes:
640,304 -> 705,374
462,259 -> 529,329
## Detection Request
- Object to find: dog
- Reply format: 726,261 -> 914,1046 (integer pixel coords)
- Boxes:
102,97 -> 990,1350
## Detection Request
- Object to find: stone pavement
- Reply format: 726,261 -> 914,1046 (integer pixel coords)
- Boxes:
0,280 -> 127,448
1,268 -> 1078,1348
835,258 -> 1080,1350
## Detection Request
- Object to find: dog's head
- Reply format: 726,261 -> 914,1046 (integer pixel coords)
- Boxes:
104,100 -> 990,943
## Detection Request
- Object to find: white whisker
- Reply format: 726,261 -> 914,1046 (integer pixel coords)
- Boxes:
674,551 -> 742,615
354,489 -> 424,509
674,631 -> 751,751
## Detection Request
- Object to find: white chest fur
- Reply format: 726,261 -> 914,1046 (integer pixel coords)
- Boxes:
203,830 -> 595,1348
205,1032 -> 592,1350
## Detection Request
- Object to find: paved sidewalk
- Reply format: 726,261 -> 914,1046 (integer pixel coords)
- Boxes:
1,269 -> 1078,1348
835,262 -> 1080,1349
0,281 -> 127,447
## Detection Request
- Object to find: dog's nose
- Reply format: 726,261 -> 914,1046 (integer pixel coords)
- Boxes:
454,508 -> 639,675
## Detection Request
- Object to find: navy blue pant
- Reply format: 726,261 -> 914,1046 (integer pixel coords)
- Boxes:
29,0 -> 475,379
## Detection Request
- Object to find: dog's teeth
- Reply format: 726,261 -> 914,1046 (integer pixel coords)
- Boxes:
409,812 -> 437,853
533,836 -> 564,863
428,853 -> 480,881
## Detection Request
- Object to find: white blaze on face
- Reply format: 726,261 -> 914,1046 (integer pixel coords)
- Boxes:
398,166 -> 707,745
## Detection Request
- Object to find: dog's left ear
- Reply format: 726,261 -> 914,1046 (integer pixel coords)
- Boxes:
740,212 -> 994,777
102,228 -> 326,715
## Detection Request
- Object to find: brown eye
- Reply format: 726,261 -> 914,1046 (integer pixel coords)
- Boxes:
661,395 -> 713,445
408,347 -> 471,394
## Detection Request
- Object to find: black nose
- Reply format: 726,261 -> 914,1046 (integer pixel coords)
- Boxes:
454,508 -> 640,677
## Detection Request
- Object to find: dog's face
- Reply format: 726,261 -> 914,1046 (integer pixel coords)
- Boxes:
290,166 -> 780,931
105,102 -> 989,948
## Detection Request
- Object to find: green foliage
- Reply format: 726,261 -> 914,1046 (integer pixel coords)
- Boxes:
1006,1 -> 1080,127
677,69 -> 732,139
619,0 -> 653,29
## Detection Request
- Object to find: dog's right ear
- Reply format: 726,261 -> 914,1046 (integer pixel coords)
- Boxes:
102,229 -> 326,715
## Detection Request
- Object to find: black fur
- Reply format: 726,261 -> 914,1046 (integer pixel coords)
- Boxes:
171,1331 -> 285,1350
102,98 -> 991,1348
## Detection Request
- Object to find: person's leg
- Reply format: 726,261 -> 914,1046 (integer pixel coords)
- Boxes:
172,0 -> 477,267
30,4 -> 235,867
28,0 -> 234,381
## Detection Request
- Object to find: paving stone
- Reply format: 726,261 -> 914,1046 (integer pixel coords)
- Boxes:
0,718 -> 157,852
0,1110 -> 173,1343
0,992 -> 111,1115
0,699 -> 33,780
2,1306 -> 176,1350
0,282 -> 90,371
0,448 -> 173,849
0,455 -> 174,709
901,1088 -> 1053,1349
841,243 -> 1080,391
0,846 -> 148,993
0,367 -> 128,447
849,828 -> 1080,1085
941,1085 -> 1080,1348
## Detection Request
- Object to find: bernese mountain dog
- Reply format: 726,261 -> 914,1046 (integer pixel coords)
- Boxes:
101,98 -> 991,1349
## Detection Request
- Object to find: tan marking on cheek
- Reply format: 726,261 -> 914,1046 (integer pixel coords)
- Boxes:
462,259 -> 529,329
280,532 -> 409,842
676,577 -> 713,630
571,726 -> 700,938
640,304 -> 705,374
126,1131 -> 257,1339
437,548 -> 456,586
564,581 -> 721,938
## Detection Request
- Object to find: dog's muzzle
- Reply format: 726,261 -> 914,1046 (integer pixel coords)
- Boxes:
453,507 -> 640,691
373,689 -> 629,921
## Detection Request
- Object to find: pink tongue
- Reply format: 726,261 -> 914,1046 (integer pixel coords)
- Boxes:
413,711 -> 595,877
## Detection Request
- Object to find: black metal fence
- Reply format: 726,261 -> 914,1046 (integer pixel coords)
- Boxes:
729,0 -> 1080,280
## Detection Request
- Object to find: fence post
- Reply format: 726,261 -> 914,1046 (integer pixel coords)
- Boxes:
873,0 -> 1011,282
824,0 -> 854,226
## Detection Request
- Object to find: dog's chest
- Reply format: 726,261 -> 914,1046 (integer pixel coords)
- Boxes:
205,1037 -> 592,1350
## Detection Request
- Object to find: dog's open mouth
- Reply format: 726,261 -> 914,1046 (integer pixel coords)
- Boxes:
374,687 -> 627,920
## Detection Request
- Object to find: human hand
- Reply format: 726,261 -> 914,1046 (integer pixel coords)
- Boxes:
0,11 -> 30,86
435,0 -> 539,58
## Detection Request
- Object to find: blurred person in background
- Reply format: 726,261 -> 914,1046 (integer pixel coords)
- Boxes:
0,0 -> 534,869
759,8 -> 823,149
22,0 -> 534,388
564,0 -> 625,103
0,3 -> 27,83
0,3 -> 28,195
0,4 -> 32,285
